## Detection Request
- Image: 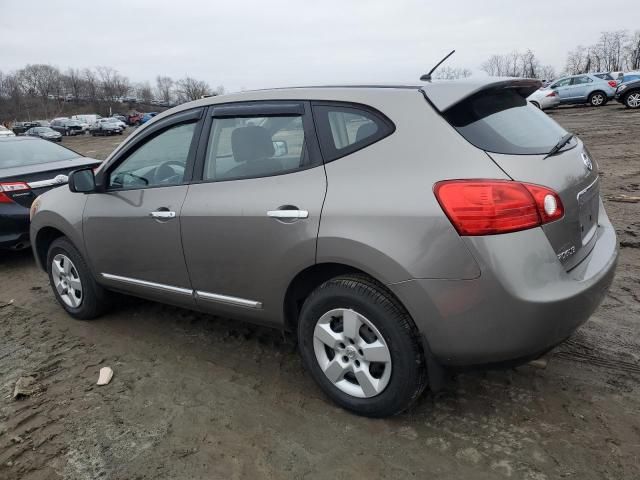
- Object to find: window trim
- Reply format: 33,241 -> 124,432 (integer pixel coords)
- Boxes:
95,108 -> 204,192
311,101 -> 395,163
191,100 -> 323,184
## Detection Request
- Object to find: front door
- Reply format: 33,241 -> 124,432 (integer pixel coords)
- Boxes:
180,101 -> 327,325
551,77 -> 573,102
84,109 -> 203,307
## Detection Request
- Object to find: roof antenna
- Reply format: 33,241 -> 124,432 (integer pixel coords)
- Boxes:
420,49 -> 456,82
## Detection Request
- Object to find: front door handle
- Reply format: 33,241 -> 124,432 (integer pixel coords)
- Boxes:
150,210 -> 176,219
267,209 -> 309,219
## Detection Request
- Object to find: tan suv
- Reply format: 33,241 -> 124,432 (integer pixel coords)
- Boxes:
30,80 -> 617,416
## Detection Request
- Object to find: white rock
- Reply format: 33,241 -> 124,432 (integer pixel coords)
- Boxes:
97,367 -> 113,386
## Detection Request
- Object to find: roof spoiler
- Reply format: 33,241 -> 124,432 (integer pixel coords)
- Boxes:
421,78 -> 542,112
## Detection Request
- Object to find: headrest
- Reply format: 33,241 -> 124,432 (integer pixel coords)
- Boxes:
231,126 -> 275,163
355,122 -> 378,143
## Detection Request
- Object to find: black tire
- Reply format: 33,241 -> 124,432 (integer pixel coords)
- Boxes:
297,274 -> 427,417
588,91 -> 606,107
46,237 -> 110,320
530,101 -> 541,109
624,91 -> 640,109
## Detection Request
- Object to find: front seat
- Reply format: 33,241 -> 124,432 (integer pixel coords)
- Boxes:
223,125 -> 283,179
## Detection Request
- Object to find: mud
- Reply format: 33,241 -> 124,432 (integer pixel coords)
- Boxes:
1,104 -> 639,479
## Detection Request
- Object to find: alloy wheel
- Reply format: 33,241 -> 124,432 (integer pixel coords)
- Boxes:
51,254 -> 83,308
313,308 -> 392,398
591,93 -> 604,106
627,93 -> 640,108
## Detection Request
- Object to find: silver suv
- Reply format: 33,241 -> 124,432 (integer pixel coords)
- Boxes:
30,79 -> 618,417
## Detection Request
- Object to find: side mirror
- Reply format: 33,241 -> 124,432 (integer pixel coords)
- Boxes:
68,167 -> 96,193
273,140 -> 288,157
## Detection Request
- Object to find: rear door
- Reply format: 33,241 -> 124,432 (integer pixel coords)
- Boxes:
571,75 -> 594,101
83,108 -> 204,307
441,84 -> 600,270
180,101 -> 326,326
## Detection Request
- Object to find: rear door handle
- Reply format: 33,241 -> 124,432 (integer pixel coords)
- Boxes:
267,209 -> 309,219
150,210 -> 176,219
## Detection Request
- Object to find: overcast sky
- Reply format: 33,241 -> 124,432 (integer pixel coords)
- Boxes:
1,0 -> 639,92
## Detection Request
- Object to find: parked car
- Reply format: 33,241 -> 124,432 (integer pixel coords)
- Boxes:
90,118 -> 122,136
619,71 -> 640,85
105,117 -> 127,130
140,112 -> 158,124
615,78 -> 640,109
50,118 -> 84,136
0,136 -> 100,250
12,122 -> 38,135
25,126 -> 62,142
527,88 -> 560,109
33,120 -> 51,128
592,72 -> 619,86
112,114 -> 128,125
31,78 -> 618,416
126,112 -> 143,126
549,74 -> 616,106
72,114 -> 102,126
29,79 -> 618,417
0,126 -> 15,137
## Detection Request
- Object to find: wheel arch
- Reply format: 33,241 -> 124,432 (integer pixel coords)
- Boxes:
283,262 -> 408,334
33,226 -> 67,271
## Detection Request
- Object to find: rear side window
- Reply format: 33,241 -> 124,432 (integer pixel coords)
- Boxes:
572,76 -> 593,85
443,89 -> 569,155
313,104 -> 394,162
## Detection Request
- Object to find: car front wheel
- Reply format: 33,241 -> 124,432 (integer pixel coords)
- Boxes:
298,275 -> 427,417
625,92 -> 640,109
46,237 -> 110,320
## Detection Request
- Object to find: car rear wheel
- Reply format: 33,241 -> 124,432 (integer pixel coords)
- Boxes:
530,101 -> 541,109
297,274 -> 427,417
625,92 -> 640,109
589,91 -> 606,107
47,237 -> 110,320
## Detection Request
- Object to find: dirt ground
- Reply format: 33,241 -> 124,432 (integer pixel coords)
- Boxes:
1,104 -> 639,480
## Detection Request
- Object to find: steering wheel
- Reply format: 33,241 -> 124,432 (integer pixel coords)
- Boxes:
153,160 -> 185,184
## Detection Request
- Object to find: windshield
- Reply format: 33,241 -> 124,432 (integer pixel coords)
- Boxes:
0,139 -> 79,169
443,88 -> 571,155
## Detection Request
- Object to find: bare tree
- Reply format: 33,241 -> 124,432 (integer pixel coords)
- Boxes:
625,30 -> 640,70
433,66 -> 472,80
482,50 -> 552,80
175,77 -> 212,103
83,68 -> 99,103
62,68 -> 85,100
156,75 -> 174,103
135,82 -> 154,104
16,64 -> 61,116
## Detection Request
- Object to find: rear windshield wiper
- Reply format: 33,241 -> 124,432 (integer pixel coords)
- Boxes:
545,133 -> 574,158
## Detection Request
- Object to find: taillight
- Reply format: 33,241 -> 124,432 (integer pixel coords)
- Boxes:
433,180 -> 564,236
546,91 -> 557,97
608,80 -> 617,88
0,181 -> 30,203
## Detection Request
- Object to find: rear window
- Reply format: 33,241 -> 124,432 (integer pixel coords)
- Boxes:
443,89 -> 570,155
0,139 -> 79,169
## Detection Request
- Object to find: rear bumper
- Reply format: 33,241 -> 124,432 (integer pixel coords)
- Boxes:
0,203 -> 30,249
389,200 -> 618,367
